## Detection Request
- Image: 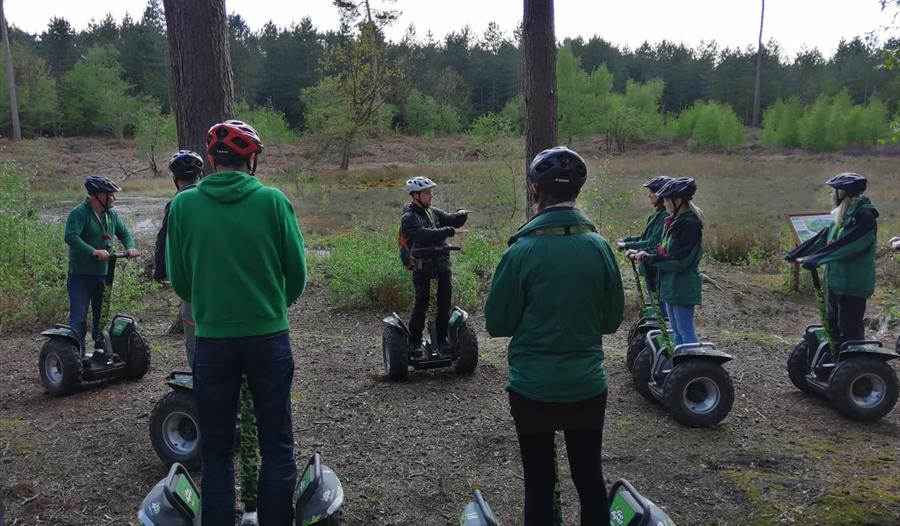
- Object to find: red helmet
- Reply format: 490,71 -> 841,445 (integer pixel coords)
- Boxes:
206,120 -> 264,172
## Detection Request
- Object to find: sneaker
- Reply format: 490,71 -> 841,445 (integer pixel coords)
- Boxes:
239,511 -> 258,526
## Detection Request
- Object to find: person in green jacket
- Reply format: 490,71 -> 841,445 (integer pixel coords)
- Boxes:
632,177 -> 704,346
166,120 -> 306,525
485,146 -> 624,526
785,173 -> 878,345
64,176 -> 138,352
616,176 -> 671,292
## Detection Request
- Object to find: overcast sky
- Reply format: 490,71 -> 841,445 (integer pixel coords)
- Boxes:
6,0 -> 897,58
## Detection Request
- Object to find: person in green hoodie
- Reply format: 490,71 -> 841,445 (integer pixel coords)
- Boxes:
616,176 -> 671,292
64,175 -> 138,352
632,177 -> 704,346
785,173 -> 878,345
166,120 -> 306,525
485,146 -> 624,526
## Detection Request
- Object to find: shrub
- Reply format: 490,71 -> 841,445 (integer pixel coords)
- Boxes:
401,88 -> 462,136
761,96 -> 803,147
236,100 -> 296,146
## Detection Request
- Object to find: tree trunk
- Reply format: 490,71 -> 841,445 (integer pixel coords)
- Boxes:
523,0 -> 558,219
751,0 -> 765,128
0,0 -> 21,141
340,134 -> 353,170
163,0 -> 235,175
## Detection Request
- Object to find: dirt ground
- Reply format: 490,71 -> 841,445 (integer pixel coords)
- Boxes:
1,262 -> 898,526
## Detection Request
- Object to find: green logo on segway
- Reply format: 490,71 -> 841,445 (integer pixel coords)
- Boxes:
609,492 -> 637,525
111,317 -> 131,337
175,474 -> 200,515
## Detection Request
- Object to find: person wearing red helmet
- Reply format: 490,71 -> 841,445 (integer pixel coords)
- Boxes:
166,120 -> 306,525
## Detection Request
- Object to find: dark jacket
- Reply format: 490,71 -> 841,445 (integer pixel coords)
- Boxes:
786,197 -> 878,298
153,184 -> 195,281
645,209 -> 703,306
622,207 -> 668,279
485,206 -> 624,403
400,202 -> 467,266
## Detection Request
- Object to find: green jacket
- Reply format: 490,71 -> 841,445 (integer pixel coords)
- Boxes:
64,198 -> 135,276
645,209 -> 703,306
621,208 -> 668,277
787,197 -> 878,298
166,171 -> 307,338
484,207 -> 624,403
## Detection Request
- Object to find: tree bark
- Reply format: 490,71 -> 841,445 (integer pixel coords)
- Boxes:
163,0 -> 235,175
751,0 -> 765,128
0,0 -> 21,140
523,0 -> 557,219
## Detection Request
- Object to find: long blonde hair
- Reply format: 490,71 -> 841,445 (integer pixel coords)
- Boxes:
831,190 -> 856,229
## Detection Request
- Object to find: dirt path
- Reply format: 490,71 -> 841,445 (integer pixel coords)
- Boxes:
1,269 -> 898,525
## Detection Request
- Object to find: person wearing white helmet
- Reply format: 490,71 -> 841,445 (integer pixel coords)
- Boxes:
400,176 -> 469,354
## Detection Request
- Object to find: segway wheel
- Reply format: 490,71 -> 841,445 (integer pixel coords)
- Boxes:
827,357 -> 899,422
662,359 -> 734,427
450,322 -> 478,374
631,348 -> 656,402
150,389 -> 201,469
382,326 -> 409,381
124,329 -> 151,380
626,329 -> 648,371
38,339 -> 83,396
786,341 -> 814,394
311,508 -> 345,526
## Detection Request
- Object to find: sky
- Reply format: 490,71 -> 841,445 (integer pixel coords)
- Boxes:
5,0 -> 897,58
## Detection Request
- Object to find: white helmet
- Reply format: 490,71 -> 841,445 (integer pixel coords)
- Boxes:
405,176 -> 436,194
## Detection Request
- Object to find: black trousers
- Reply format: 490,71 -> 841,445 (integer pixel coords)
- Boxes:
515,392 -> 609,526
408,266 -> 452,346
826,288 -> 867,346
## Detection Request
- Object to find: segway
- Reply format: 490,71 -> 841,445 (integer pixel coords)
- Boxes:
138,454 -> 345,526
149,372 -> 199,469
786,266 -> 898,421
628,253 -> 735,427
381,246 -> 479,381
460,479 -> 676,526
625,258 -> 667,371
38,252 -> 150,396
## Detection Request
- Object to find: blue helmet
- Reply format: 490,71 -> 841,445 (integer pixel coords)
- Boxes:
168,150 -> 204,178
825,173 -> 866,194
657,177 -> 696,200
84,175 -> 121,195
641,176 -> 672,193
527,146 -> 587,190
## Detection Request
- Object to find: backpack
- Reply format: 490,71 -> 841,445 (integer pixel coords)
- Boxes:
398,226 -> 413,270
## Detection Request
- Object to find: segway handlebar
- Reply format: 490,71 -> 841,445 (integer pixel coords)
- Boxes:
109,253 -> 136,260
410,245 -> 461,259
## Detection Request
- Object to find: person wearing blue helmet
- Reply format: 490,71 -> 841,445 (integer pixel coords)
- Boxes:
616,176 -> 672,292
786,173 -> 879,345
632,177 -> 704,346
64,175 -> 138,351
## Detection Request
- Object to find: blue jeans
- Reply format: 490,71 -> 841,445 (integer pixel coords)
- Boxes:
67,273 -> 107,349
194,330 -> 297,525
665,303 -> 698,346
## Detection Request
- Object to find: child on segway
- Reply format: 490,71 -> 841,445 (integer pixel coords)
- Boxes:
785,173 -> 878,347
485,146 -> 625,526
400,176 -> 469,355
64,175 -> 139,355
631,177 -> 704,346
617,176 -> 671,293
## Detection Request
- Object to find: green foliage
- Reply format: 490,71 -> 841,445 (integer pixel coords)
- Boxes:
557,45 -> 615,144
324,227 -> 503,312
235,100 -> 296,146
670,101 -> 746,150
59,45 -> 148,138
607,79 -> 665,151
761,96 -> 803,147
467,112 -> 515,157
134,108 -> 177,174
400,88 -> 462,136
796,90 -> 889,151
0,40 -> 59,136
498,95 -> 524,135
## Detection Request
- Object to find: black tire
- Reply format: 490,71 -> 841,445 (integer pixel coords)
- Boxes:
149,389 -> 201,470
827,357 -> 899,422
124,328 -> 151,380
38,338 -> 83,396
662,359 -> 735,427
787,341 -> 814,393
450,322 -> 478,374
631,348 -> 656,402
626,329 -> 649,371
382,326 -> 409,381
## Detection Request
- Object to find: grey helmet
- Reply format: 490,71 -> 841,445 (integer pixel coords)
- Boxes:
405,176 -> 436,194
295,453 -> 344,526
137,463 -> 200,526
460,490 -> 499,526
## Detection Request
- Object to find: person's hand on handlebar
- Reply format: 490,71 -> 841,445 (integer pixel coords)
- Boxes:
631,250 -> 651,262
454,228 -> 469,236
126,248 -> 139,258
92,249 -> 110,261
616,241 -> 626,251
891,236 -> 900,251
455,209 -> 470,218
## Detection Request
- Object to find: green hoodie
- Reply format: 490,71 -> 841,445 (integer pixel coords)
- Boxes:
166,171 -> 306,338
64,198 -> 135,275
485,207 -> 624,403
621,207 -> 668,278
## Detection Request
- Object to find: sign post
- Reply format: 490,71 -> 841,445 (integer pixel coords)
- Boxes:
786,213 -> 834,292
